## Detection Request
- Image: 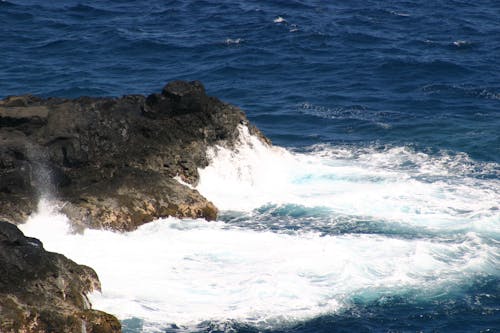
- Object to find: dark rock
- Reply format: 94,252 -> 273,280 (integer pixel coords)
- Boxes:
0,80 -> 269,230
162,80 -> 208,114
0,221 -> 121,332
59,169 -> 218,231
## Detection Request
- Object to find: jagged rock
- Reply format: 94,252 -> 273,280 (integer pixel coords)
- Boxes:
0,81 -> 268,230
0,221 -> 121,332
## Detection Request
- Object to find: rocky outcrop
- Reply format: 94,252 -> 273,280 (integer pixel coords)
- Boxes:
0,221 -> 121,332
0,81 -> 268,230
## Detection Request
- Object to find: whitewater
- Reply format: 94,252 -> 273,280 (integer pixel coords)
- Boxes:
20,127 -> 499,332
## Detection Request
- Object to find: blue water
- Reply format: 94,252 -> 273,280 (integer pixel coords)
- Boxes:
2,0 -> 499,332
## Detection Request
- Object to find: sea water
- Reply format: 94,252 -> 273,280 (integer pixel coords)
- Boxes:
21,126 -> 499,332
3,0 -> 500,331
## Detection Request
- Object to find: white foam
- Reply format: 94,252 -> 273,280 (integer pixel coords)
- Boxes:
273,16 -> 286,23
174,175 -> 194,189
197,127 -> 500,234
224,38 -> 243,45
18,128 -> 500,331
21,202 -> 497,330
390,10 -> 410,17
453,40 -> 470,47
289,24 -> 299,33
197,126 -> 299,211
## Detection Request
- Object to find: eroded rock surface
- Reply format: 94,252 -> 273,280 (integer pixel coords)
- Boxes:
0,81 -> 268,230
0,221 -> 121,332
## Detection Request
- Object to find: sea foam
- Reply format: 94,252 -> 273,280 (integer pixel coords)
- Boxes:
19,127 -> 500,331
197,126 -> 500,234
21,201 -> 496,331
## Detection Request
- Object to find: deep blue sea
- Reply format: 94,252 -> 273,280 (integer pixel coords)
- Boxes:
3,1 -> 500,332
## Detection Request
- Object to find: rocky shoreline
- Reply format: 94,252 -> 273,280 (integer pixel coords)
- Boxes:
0,221 -> 120,332
0,81 -> 269,331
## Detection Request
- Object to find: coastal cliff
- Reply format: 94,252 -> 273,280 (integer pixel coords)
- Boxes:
0,80 -> 268,231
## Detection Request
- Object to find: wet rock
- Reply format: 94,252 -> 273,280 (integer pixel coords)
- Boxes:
0,81 -> 269,230
0,221 -> 121,332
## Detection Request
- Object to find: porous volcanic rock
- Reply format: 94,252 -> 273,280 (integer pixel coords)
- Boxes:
0,221 -> 121,332
0,81 -> 268,230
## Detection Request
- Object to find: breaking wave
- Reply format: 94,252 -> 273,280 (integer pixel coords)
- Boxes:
20,127 -> 500,331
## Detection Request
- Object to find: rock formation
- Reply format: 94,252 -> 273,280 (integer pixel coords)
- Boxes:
0,81 -> 270,331
0,80 -> 268,231
0,220 -> 121,332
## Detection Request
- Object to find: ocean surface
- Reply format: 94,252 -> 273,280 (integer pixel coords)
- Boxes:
2,0 -> 499,332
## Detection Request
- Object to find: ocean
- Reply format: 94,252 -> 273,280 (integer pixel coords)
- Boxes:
2,0 -> 499,332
